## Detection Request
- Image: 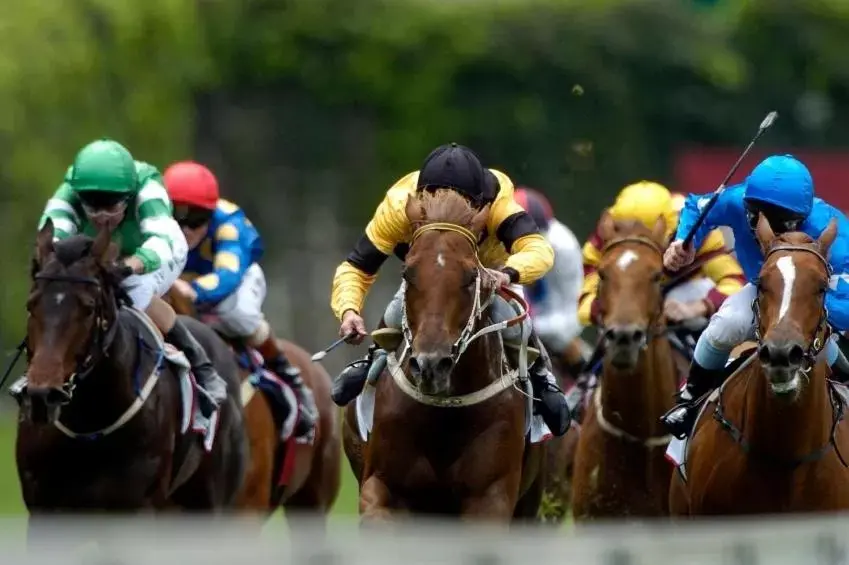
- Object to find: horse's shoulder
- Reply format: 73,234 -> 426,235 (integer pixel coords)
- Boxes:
118,307 -> 163,345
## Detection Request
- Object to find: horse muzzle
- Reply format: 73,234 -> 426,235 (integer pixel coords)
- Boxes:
25,384 -> 73,407
758,339 -> 806,395
602,324 -> 647,370
409,351 -> 455,396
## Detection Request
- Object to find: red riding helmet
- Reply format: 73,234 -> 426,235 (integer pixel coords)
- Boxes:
514,186 -> 554,230
163,161 -> 220,211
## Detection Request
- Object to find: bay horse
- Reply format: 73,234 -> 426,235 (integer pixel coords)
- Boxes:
571,213 -> 679,520
165,285 -> 340,524
670,214 -> 849,515
342,189 -> 545,521
16,221 -> 247,542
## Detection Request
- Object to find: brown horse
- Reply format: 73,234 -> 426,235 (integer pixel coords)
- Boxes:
670,215 -> 849,515
342,189 -> 545,521
16,222 -> 247,544
165,286 -> 340,523
571,214 -> 679,519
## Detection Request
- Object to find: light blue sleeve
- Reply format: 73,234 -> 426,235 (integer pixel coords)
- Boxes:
819,205 -> 849,331
674,184 -> 744,249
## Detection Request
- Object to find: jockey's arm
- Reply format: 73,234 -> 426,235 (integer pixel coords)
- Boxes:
694,229 -> 746,316
39,184 -> 82,240
132,179 -> 183,274
488,179 -> 554,284
330,182 -> 412,321
532,220 -> 584,349
577,232 -> 603,326
191,222 -> 253,305
674,186 -> 740,250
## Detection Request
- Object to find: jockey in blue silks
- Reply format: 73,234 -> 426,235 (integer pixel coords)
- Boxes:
660,154 -> 849,438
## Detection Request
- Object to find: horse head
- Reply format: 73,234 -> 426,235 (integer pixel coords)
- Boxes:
753,213 -> 837,397
25,218 -> 127,416
402,189 -> 490,396
596,211 -> 667,370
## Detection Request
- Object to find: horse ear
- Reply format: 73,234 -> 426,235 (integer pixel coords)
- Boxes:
651,215 -> 667,246
755,213 -> 776,252
471,204 -> 490,236
598,210 -> 616,242
91,226 -> 118,264
405,193 -> 425,226
818,217 -> 839,257
35,219 -> 55,266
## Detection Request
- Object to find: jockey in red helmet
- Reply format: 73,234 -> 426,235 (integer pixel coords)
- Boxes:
514,187 -> 585,374
163,161 -> 317,440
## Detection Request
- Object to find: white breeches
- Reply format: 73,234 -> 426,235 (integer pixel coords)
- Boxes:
124,235 -> 189,311
206,263 -> 267,338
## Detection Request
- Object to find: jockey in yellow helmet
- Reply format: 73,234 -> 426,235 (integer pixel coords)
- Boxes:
579,181 -> 745,328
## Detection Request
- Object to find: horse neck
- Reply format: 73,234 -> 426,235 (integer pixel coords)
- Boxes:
57,317 -> 141,431
601,334 -> 677,436
742,361 -> 833,460
451,326 -> 503,396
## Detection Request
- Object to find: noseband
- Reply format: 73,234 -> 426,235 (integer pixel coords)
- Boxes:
753,244 -> 832,373
27,271 -> 118,401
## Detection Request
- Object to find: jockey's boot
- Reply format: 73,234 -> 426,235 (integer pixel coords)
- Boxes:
257,337 -> 318,439
660,361 -> 724,440
528,347 -> 572,436
166,319 -> 228,418
331,344 -> 376,407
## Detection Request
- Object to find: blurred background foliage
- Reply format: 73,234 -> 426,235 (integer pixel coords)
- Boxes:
0,0 -> 847,366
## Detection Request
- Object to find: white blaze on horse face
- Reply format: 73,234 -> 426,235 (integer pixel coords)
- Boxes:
54,292 -> 65,305
615,249 -> 639,271
776,255 -> 796,322
436,252 -> 445,268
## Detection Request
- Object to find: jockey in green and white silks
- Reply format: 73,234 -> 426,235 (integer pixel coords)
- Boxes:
37,138 -> 227,416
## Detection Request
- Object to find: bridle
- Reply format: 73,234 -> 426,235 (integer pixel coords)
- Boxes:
752,244 -> 832,374
26,271 -> 119,402
597,235 -> 668,348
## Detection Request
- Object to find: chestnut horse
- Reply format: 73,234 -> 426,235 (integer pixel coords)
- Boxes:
342,189 -> 544,520
17,223 -> 247,544
671,215 -> 849,515
571,214 -> 679,519
165,287 -> 340,523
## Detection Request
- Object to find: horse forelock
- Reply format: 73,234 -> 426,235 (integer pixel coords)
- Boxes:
416,189 -> 478,230
45,235 -> 131,306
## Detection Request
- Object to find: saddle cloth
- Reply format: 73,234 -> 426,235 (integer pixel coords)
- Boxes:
355,350 -> 552,444
235,347 -> 302,444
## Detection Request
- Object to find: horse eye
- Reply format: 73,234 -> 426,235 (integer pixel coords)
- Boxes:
652,272 -> 663,283
402,267 -> 415,285
597,270 -> 607,282
463,270 -> 477,288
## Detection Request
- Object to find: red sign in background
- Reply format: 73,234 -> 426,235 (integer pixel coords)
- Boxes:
674,148 -> 849,212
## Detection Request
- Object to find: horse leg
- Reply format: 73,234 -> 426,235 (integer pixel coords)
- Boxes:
460,477 -> 520,523
359,475 -> 393,521
512,470 -> 544,524
668,471 -> 690,517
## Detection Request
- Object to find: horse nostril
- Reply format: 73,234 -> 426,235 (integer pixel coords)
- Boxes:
632,329 -> 646,344
760,341 -> 805,367
788,344 -> 805,366
409,357 -> 423,378
435,356 -> 455,375
603,328 -> 616,343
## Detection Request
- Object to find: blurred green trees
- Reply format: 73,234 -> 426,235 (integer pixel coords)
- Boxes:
0,0 -> 847,343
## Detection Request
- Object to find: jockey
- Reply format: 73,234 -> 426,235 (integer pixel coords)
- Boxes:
37,139 -> 226,417
580,181 -> 745,333
661,154 -> 849,438
330,143 -> 572,436
513,187 -> 585,376
162,161 -> 318,439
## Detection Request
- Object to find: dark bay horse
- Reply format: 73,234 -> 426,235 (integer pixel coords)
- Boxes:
343,189 -> 544,520
165,287 -> 341,523
16,221 -> 247,538
671,215 -> 849,515
571,214 -> 679,519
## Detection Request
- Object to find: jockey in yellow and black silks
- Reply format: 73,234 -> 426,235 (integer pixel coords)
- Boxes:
329,143 -> 571,436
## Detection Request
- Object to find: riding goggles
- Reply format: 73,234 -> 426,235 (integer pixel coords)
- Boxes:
173,204 -> 214,229
77,191 -> 130,217
745,201 -> 805,234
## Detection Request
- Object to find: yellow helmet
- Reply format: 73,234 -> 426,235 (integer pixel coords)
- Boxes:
609,181 -> 677,238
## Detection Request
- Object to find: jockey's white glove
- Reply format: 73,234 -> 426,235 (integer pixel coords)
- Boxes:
663,240 -> 696,272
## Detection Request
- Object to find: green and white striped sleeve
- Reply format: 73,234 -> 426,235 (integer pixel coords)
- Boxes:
38,184 -> 82,240
134,179 -> 182,274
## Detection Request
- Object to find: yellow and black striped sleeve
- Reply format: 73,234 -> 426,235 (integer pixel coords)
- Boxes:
330,176 -> 415,321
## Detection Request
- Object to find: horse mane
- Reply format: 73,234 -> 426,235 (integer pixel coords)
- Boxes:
50,235 -> 133,307
416,189 -> 478,230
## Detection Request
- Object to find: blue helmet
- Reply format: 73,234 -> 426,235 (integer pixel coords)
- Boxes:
743,154 -> 813,219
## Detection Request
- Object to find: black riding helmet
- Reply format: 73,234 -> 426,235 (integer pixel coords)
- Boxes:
417,142 -> 497,208
744,198 -> 806,234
